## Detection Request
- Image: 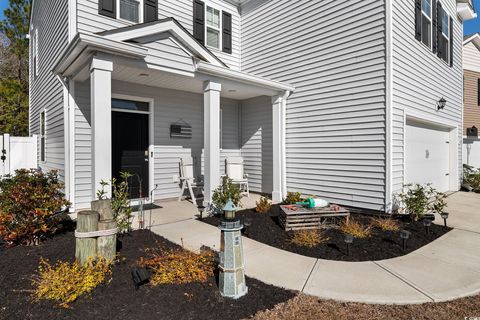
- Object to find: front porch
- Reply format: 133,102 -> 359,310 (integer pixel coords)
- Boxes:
53,19 -> 294,211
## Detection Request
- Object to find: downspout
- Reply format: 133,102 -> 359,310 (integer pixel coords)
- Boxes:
281,91 -> 291,199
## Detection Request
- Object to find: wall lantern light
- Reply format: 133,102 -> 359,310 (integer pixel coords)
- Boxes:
437,97 -> 447,111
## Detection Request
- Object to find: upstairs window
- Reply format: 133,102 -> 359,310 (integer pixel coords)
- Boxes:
477,79 -> 480,106
421,0 -> 432,48
192,1 -> 232,54
99,0 -> 157,23
118,0 -> 143,23
439,8 -> 450,63
415,0 -> 454,67
206,6 -> 221,49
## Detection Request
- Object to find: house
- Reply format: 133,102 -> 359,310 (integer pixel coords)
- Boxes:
463,32 -> 480,168
29,0 -> 476,213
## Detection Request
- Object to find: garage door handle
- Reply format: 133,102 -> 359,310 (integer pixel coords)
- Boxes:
445,173 -> 450,176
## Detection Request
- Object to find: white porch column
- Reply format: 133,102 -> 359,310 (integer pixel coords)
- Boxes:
90,56 -> 113,199
272,95 -> 284,203
203,81 -> 222,205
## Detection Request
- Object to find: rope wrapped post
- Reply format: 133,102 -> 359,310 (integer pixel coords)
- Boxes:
97,219 -> 117,261
91,199 -> 114,221
75,210 -> 99,265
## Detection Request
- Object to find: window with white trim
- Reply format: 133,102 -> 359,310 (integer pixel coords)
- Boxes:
421,0 -> 432,48
40,110 -> 46,162
440,8 -> 450,63
117,0 -> 143,23
206,6 -> 221,49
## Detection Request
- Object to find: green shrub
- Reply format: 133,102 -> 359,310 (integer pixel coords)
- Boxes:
0,169 -> 70,246
396,183 -> 447,221
396,184 -> 431,221
463,164 -> 480,191
212,176 -> 242,210
283,192 -> 302,205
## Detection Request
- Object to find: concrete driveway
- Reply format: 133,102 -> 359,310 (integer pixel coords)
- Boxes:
148,192 -> 480,304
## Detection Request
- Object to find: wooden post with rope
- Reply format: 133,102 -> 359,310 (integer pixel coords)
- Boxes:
97,219 -> 117,261
75,210 -> 99,265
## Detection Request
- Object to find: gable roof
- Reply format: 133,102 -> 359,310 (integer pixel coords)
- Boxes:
97,18 -> 227,68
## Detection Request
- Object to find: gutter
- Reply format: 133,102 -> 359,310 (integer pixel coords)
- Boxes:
196,61 -> 295,92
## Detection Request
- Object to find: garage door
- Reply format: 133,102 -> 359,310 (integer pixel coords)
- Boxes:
405,119 -> 450,192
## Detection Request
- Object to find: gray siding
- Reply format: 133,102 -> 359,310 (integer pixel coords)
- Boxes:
77,0 -> 241,70
29,0 -> 69,179
73,79 -> 241,209
241,96 -> 273,194
241,0 -> 387,210
391,0 -> 463,194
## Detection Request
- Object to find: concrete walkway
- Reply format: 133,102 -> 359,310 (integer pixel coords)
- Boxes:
146,192 -> 480,304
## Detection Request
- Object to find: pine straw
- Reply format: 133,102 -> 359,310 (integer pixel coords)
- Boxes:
250,293 -> 480,320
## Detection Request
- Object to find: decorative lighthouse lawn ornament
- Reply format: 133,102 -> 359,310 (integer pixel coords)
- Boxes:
296,197 -> 329,209
218,199 -> 248,299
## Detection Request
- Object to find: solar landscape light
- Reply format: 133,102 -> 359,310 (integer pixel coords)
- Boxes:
344,234 -> 354,256
131,267 -> 151,290
198,205 -> 205,221
243,217 -> 252,236
400,229 -> 411,251
440,212 -> 449,229
423,218 -> 432,235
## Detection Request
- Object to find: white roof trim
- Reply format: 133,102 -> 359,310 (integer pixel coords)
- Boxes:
196,61 -> 295,92
464,33 -> 480,51
53,32 -> 148,76
101,19 -> 225,68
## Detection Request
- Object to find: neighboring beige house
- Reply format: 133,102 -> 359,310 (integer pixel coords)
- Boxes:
463,33 -> 480,168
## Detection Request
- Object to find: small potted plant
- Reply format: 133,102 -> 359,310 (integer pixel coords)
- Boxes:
91,180 -> 114,221
212,176 -> 242,215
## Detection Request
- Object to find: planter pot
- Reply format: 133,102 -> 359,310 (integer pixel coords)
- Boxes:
91,199 -> 114,221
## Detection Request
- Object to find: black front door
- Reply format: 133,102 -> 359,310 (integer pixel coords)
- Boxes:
112,111 -> 149,199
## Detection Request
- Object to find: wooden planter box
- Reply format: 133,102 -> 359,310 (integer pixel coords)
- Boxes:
279,204 -> 350,231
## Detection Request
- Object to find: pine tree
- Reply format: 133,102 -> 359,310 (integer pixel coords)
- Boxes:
0,0 -> 31,136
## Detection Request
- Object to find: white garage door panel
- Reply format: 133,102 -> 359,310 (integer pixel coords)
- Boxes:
405,120 -> 450,192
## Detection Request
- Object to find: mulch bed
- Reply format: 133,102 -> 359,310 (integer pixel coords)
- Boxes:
201,205 -> 451,262
0,230 -> 295,320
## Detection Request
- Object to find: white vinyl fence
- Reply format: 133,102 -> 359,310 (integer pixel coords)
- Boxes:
0,134 -> 38,176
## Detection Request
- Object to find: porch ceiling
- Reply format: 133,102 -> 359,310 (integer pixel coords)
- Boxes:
112,63 -> 283,100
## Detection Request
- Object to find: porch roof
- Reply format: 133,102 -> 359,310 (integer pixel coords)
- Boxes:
53,19 -> 294,99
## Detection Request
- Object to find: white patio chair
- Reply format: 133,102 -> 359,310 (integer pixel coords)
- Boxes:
177,156 -> 203,204
226,156 -> 249,197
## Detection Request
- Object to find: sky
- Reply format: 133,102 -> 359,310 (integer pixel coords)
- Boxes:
465,0 -> 480,36
0,0 -> 7,22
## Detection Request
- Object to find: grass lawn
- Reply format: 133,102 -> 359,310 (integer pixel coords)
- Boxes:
251,293 -> 480,320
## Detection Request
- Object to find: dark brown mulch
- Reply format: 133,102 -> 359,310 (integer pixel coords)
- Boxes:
201,205 -> 451,262
0,230 -> 295,320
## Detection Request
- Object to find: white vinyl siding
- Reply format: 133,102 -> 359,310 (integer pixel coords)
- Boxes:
240,96 -> 273,194
463,41 -> 480,73
29,0 -> 69,180
241,0 -> 387,210
391,0 -> 463,194
76,0 -> 241,70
